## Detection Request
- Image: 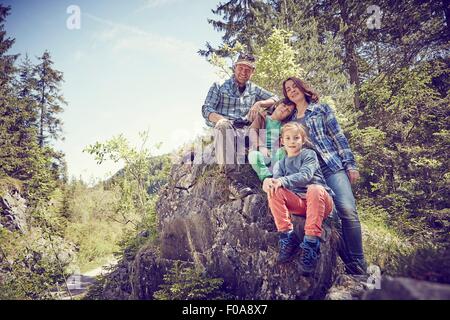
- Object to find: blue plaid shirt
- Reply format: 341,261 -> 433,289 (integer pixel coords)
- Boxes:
287,103 -> 357,173
201,77 -> 277,127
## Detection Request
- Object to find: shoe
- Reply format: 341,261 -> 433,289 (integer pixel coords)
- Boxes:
228,180 -> 253,200
299,238 -> 321,276
345,258 -> 368,276
277,231 -> 300,263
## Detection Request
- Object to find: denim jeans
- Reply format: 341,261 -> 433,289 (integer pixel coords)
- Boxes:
323,169 -> 366,271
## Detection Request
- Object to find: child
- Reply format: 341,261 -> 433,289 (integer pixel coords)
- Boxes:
263,122 -> 334,276
248,101 -> 294,181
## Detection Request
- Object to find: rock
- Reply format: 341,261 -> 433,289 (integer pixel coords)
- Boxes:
325,274 -> 369,300
0,181 -> 27,232
362,276 -> 450,300
97,145 -> 340,300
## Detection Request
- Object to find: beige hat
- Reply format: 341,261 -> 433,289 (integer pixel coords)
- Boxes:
235,52 -> 256,69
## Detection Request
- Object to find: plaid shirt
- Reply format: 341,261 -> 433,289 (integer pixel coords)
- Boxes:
201,77 -> 277,127
287,103 -> 357,173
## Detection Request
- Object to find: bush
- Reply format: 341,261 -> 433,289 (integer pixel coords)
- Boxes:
153,261 -> 230,300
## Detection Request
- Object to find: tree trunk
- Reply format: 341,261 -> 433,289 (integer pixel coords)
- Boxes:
338,0 -> 361,110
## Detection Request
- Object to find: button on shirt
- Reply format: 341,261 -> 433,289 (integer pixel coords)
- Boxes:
201,77 -> 277,127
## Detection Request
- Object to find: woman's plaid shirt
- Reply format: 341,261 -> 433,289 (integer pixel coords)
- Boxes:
287,103 -> 358,173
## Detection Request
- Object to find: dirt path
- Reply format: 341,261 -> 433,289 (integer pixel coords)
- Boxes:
57,257 -> 118,300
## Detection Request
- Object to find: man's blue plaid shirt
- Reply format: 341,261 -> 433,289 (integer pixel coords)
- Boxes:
287,103 -> 358,173
201,77 -> 277,127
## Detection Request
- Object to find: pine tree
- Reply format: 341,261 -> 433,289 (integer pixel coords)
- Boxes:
34,50 -> 66,148
200,0 -> 273,56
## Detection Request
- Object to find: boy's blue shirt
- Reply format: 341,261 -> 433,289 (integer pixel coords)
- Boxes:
273,148 -> 334,198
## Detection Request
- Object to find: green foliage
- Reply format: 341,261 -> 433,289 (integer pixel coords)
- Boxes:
358,198 -> 413,272
153,261 -> 228,300
252,29 -> 302,96
63,180 -> 124,272
396,246 -> 450,284
0,226 -> 73,299
84,131 -> 171,230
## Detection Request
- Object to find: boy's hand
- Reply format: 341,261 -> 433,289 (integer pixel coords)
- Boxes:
264,178 -> 282,197
259,146 -> 270,158
262,178 -> 272,194
271,179 -> 283,196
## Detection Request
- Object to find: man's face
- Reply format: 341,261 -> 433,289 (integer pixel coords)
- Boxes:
234,63 -> 254,86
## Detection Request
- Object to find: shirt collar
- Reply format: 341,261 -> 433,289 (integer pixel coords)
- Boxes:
230,76 -> 249,95
288,102 -> 315,121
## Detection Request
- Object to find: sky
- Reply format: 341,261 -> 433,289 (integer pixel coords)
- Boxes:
3,0 -> 225,183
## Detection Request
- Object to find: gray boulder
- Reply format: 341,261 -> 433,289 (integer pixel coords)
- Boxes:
362,276 -> 450,300
96,145 -> 340,299
0,182 -> 27,232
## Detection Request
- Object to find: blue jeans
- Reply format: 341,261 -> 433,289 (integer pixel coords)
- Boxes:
324,169 -> 366,270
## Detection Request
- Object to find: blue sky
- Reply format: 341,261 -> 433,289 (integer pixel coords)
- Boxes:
3,0 -> 225,182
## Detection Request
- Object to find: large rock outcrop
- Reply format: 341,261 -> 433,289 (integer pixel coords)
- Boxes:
96,145 -> 339,300
0,179 -> 27,232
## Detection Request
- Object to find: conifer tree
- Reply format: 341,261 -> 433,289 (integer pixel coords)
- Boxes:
34,50 -> 66,148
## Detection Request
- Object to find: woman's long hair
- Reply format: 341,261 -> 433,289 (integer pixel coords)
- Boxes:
282,77 -> 320,105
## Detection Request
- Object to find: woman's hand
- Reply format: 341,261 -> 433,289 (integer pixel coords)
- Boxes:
346,169 -> 360,185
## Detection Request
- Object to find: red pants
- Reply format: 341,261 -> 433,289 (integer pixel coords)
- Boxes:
268,185 -> 333,237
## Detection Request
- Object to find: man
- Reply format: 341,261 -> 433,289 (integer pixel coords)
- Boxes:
201,53 -> 278,199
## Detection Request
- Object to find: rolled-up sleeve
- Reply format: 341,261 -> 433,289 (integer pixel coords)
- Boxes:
202,83 -> 221,127
255,85 -> 278,102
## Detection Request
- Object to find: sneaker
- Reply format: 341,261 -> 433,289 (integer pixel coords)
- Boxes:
277,231 -> 300,264
228,180 -> 253,200
299,238 -> 321,276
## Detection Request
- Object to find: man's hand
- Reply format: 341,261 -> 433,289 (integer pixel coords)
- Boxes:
346,169 -> 360,185
215,118 -> 231,127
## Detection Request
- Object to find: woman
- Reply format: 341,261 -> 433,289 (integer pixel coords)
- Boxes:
282,76 -> 367,275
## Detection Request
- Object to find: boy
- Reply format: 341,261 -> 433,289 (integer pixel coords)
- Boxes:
264,122 -> 334,276
248,101 -> 294,181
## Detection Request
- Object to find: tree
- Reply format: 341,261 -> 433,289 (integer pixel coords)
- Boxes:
34,50 -> 66,148
200,0 -> 273,57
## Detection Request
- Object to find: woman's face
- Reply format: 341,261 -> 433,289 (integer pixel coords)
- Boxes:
284,80 -> 305,104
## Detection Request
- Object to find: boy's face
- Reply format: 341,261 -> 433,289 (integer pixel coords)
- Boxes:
281,129 -> 303,156
271,103 -> 294,121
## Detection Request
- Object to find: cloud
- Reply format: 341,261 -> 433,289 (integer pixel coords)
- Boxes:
137,0 -> 183,11
85,13 -> 203,66
73,50 -> 85,62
